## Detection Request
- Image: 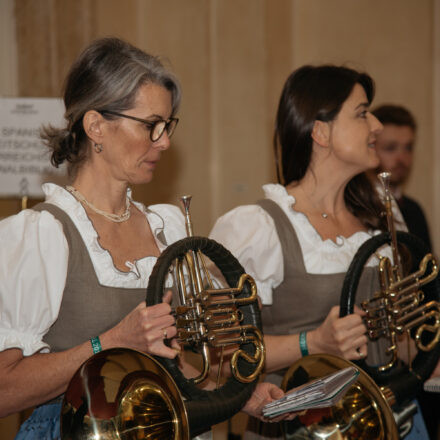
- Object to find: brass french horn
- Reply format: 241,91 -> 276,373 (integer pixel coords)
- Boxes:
281,172 -> 440,439
61,196 -> 265,439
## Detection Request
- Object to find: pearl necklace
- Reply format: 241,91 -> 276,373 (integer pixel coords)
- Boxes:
66,185 -> 131,223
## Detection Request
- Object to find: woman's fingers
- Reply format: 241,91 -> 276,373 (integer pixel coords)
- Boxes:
312,305 -> 369,359
353,304 -> 366,316
170,337 -> 182,354
354,343 -> 368,359
333,319 -> 368,358
157,324 -> 177,341
106,295 -> 179,357
162,289 -> 173,304
142,312 -> 175,333
242,382 -> 296,422
265,383 -> 284,401
334,313 -> 365,333
143,301 -> 172,320
150,343 -> 180,359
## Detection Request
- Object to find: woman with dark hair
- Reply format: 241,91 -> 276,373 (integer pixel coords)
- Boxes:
0,37 -> 286,439
210,65 -> 428,439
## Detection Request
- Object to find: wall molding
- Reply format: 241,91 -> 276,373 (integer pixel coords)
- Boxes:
433,0 -> 440,254
0,0 -> 18,96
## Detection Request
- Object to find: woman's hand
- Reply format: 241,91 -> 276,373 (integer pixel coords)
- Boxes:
102,291 -> 179,359
308,305 -> 368,360
242,382 -> 297,422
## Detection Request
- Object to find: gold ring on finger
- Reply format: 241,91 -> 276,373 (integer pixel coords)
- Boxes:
356,347 -> 364,358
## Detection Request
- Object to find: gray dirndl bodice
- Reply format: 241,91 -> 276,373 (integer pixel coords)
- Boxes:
244,199 -> 382,439
32,202 -> 147,352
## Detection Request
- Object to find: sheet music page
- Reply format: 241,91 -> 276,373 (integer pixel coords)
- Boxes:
263,366 -> 359,418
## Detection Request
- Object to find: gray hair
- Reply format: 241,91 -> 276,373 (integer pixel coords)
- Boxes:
41,37 -> 181,176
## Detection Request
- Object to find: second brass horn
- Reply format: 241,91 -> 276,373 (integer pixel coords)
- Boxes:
340,172 -> 440,387
280,172 -> 440,439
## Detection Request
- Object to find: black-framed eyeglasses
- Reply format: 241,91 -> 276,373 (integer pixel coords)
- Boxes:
100,110 -> 179,142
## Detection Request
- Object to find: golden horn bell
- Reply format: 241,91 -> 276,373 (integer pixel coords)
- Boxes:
61,348 -> 190,440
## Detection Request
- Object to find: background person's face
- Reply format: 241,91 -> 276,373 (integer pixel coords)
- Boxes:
375,124 -> 415,186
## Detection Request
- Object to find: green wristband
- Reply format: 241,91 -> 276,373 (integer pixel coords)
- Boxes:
90,336 -> 102,354
299,331 -> 309,357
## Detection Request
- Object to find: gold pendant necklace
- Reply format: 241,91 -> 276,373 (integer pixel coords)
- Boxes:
299,186 -> 329,219
66,185 -> 131,223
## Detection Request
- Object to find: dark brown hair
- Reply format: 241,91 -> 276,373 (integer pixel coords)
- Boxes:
274,65 -> 386,231
372,104 -> 417,131
41,37 -> 181,177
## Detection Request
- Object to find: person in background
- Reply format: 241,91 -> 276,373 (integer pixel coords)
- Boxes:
372,104 -> 432,250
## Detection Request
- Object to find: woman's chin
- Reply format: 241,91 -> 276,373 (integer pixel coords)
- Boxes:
128,172 -> 155,186
366,150 -> 380,170
370,157 -> 381,170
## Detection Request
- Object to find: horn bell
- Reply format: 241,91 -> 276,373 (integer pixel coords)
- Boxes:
281,354 -> 398,440
61,348 -> 190,440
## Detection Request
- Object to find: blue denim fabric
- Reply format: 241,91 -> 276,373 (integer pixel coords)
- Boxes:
405,400 -> 430,440
14,403 -> 61,440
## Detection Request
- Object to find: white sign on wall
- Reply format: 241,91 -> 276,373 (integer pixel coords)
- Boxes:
0,97 -> 66,198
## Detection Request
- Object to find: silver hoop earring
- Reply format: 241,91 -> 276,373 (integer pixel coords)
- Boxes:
94,143 -> 103,153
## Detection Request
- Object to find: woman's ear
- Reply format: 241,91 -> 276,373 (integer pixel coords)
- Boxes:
311,120 -> 330,148
83,110 -> 105,145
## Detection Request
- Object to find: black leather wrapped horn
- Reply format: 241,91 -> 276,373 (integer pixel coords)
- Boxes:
147,235 -> 264,437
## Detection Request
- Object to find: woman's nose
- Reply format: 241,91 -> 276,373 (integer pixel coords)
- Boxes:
369,113 -> 383,134
154,132 -> 171,151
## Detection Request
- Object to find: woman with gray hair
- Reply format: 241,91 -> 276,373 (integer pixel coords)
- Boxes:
0,37 -> 290,439
0,37 -> 182,438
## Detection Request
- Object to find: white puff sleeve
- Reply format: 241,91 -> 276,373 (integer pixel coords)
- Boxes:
210,205 -> 283,305
0,209 -> 68,356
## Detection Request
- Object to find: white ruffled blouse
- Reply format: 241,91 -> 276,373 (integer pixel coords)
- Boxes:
210,183 -> 405,306
0,183 -> 186,356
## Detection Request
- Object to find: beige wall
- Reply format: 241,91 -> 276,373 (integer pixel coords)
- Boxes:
3,0 -> 438,236
434,0 -> 440,254
0,0 -> 292,233
1,0 -> 439,438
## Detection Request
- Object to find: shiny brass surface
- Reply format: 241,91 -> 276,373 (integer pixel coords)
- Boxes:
362,172 -> 440,371
61,348 -> 190,440
174,195 -> 265,385
377,172 -> 402,278
281,354 -> 398,440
